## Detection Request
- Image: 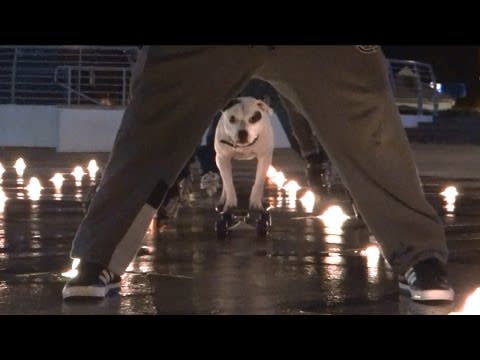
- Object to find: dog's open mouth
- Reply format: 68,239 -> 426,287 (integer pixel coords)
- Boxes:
221,136 -> 259,148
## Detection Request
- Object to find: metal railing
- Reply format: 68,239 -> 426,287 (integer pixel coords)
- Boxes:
54,65 -> 131,106
0,46 -> 455,113
0,45 -> 139,106
387,58 -> 455,115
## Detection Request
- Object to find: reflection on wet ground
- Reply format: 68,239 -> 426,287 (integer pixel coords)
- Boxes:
1,148 -> 480,315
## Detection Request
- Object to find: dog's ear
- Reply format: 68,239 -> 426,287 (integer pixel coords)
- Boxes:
256,100 -> 273,115
222,98 -> 241,112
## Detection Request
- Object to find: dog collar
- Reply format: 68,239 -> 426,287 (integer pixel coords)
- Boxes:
220,136 -> 259,149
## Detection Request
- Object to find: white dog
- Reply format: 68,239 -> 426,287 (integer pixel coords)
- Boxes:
215,96 -> 275,212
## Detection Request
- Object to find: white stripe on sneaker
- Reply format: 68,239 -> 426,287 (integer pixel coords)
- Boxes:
102,269 -> 111,283
109,204 -> 157,276
99,274 -> 108,284
407,274 -> 416,284
62,285 -> 106,298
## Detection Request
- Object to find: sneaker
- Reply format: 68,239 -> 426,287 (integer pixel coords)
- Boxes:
398,258 -> 454,302
62,261 -> 121,299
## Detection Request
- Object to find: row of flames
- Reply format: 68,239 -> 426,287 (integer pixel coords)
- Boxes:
267,165 -> 351,229
55,162 -> 472,314
267,164 -> 382,258
0,158 -> 99,180
268,166 -> 479,314
0,158 -> 100,203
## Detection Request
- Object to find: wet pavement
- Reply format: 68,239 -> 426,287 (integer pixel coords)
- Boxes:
1,145 -> 480,315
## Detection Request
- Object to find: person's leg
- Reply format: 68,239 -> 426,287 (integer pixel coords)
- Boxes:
261,46 -> 451,294
278,94 -> 335,192
65,46 -> 268,297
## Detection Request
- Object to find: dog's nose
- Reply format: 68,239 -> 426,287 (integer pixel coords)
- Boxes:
237,130 -> 248,143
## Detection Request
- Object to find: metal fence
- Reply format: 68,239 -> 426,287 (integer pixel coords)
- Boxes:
0,46 -> 454,114
388,58 -> 455,115
0,45 -> 139,106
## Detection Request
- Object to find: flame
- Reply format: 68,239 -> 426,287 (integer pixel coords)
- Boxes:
317,205 -> 350,235
361,245 -> 380,267
14,158 -> 26,177
0,189 -> 7,212
441,185 -> 459,198
0,162 -> 5,177
50,173 -> 65,190
87,159 -> 99,180
362,244 -> 381,282
71,166 -> 85,185
450,287 -> 480,315
266,165 -> 277,179
283,180 -> 301,194
283,180 -> 301,209
26,177 -> 43,201
271,171 -> 287,188
440,185 -> 458,213
62,258 -> 81,278
300,190 -> 316,213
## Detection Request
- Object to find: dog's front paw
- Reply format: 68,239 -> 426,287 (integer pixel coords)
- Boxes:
249,198 -> 264,211
249,188 -> 265,210
222,198 -> 238,212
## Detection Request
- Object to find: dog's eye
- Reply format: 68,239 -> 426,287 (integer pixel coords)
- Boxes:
229,116 -> 236,124
249,111 -> 262,124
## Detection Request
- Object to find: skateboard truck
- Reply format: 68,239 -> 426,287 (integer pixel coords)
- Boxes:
215,206 -> 271,239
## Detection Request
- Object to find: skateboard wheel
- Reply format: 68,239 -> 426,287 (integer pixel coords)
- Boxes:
221,211 -> 234,227
256,210 -> 271,237
215,217 -> 229,239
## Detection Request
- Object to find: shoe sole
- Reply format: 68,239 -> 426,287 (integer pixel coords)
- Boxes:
62,283 -> 120,299
399,282 -> 455,302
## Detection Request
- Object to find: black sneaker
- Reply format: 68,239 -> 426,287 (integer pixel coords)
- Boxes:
62,261 -> 121,299
398,258 -> 454,302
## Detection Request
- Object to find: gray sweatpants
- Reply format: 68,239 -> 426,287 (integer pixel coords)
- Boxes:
71,45 -> 448,275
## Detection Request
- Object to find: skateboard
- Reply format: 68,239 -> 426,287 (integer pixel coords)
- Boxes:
214,207 -> 271,239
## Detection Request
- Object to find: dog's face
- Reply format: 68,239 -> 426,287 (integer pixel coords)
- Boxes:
220,96 -> 273,146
